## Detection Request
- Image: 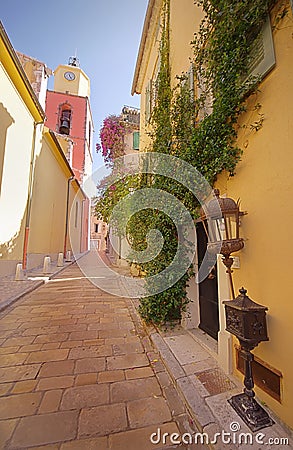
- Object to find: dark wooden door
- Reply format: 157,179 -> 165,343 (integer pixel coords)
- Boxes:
196,222 -> 219,340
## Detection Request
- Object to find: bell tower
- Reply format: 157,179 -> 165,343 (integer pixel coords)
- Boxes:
53,57 -> 90,97
45,56 -> 93,184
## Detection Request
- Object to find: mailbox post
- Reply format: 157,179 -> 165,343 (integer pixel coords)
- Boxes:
223,287 -> 274,431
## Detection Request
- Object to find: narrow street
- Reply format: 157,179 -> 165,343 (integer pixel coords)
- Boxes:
0,252 -> 206,450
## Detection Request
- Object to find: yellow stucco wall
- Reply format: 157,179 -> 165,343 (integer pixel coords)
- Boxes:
68,186 -> 85,256
0,25 -> 44,275
133,0 -> 293,427
215,4 -> 293,427
0,62 -> 39,266
169,0 -> 202,85
28,130 -> 84,265
28,134 -> 68,256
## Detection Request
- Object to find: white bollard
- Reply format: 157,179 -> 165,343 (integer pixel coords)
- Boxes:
65,250 -> 71,262
15,263 -> 25,281
57,252 -> 64,267
43,256 -> 51,274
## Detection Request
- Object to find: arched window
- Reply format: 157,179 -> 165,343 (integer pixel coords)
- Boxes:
59,104 -> 72,135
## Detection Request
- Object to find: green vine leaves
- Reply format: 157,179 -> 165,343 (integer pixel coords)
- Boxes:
95,0 -> 279,325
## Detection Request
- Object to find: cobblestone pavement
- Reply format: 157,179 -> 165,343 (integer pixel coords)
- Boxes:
0,259 -> 76,312
0,253 -> 208,449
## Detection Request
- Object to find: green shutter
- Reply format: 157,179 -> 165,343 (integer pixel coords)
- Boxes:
133,131 -> 140,150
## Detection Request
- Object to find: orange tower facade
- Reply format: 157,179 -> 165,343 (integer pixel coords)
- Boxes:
45,57 -> 93,184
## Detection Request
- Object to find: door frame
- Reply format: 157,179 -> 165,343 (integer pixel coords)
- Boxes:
181,227 -> 233,374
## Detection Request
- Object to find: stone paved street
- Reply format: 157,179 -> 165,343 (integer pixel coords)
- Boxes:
0,253 -> 207,449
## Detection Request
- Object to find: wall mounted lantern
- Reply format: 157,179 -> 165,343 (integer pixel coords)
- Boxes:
200,189 -> 245,298
223,287 -> 274,431
200,190 -> 273,430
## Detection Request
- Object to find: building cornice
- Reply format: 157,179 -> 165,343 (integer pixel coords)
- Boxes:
131,0 -> 163,95
46,89 -> 88,101
0,21 -> 46,122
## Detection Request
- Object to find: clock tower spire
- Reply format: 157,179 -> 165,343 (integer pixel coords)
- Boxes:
45,57 -> 93,184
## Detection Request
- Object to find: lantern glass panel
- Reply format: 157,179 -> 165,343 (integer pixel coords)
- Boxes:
207,217 -> 221,243
224,213 -> 238,240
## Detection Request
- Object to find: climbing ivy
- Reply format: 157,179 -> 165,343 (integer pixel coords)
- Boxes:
136,0 -> 193,324
136,0 -> 274,324
96,0 -> 277,325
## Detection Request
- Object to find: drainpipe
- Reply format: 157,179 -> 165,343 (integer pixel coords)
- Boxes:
80,199 -> 85,253
22,121 -> 43,270
64,176 -> 74,257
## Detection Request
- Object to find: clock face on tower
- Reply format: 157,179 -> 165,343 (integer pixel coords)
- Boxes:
64,71 -> 76,81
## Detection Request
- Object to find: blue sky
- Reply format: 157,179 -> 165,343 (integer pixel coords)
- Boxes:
1,0 -> 148,172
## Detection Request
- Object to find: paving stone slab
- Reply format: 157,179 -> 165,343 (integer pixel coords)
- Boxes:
39,360 -> 75,378
10,410 -> 79,448
75,373 -> 98,386
108,422 -> 180,450
98,370 -> 125,383
125,366 -> 154,380
0,392 -> 42,419
164,334 -> 211,366
34,333 -> 69,344
176,376 -> 214,430
36,375 -> 75,390
78,403 -> 127,438
11,379 -> 37,394
0,418 -> 18,448
60,384 -> 110,410
0,346 -> 20,356
106,353 -> 149,370
25,349 -> 69,364
74,357 -> 106,374
110,377 -> 161,402
0,383 -> 13,396
127,397 -> 172,428
0,352 -> 29,367
38,389 -> 63,414
163,384 -> 186,416
2,336 -> 35,347
150,333 -> 185,380
68,345 -> 112,359
0,364 -> 41,383
60,436 -> 108,449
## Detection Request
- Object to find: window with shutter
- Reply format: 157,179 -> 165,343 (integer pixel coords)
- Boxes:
181,63 -> 195,101
152,57 -> 160,110
196,67 -> 213,121
133,131 -> 140,150
246,15 -> 275,80
188,64 -> 195,99
145,79 -> 152,124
